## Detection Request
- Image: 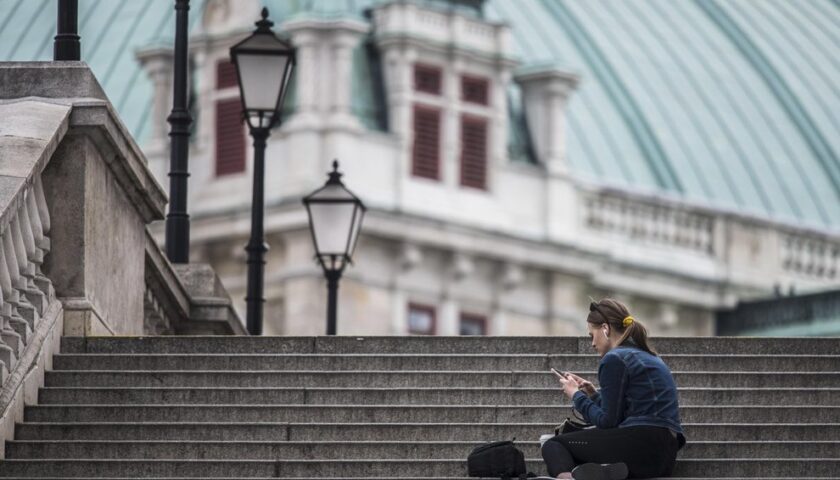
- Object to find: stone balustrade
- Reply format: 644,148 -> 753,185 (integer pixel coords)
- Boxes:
583,191 -> 715,255
0,176 -> 55,381
781,233 -> 840,281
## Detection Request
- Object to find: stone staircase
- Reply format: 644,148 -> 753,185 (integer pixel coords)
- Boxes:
0,335 -> 838,479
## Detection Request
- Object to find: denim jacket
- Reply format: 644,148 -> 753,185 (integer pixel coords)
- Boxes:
572,342 -> 687,450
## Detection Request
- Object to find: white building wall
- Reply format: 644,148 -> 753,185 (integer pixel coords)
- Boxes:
142,1 -> 840,337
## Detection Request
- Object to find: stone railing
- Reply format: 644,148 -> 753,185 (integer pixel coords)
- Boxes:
0,176 -> 56,379
144,229 -> 246,335
0,95 -> 69,457
579,185 -> 840,296
781,232 -> 840,281
371,1 -> 513,59
582,190 -> 715,255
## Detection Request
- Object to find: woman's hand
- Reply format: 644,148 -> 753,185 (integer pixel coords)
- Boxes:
553,370 -> 582,400
565,372 -> 597,397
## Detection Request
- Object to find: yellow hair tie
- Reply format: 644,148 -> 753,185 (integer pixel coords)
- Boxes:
623,316 -> 634,327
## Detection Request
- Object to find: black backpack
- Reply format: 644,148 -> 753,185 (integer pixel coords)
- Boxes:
467,439 -> 534,479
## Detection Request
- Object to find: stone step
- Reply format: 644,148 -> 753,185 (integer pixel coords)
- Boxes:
0,478 -> 835,480
60,336 -> 840,355
51,353 -> 840,372
23,404 -> 840,424
42,370 -> 840,388
0,458 -> 839,477
36,386 -> 840,405
6,440 -> 839,460
14,422 -> 840,441
0,478 -> 834,480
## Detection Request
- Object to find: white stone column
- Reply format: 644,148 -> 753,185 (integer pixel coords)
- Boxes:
442,61 -> 460,189
135,47 -> 174,167
284,18 -> 369,131
515,67 -> 580,243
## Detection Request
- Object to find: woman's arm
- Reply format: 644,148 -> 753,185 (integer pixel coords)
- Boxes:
572,353 -> 628,428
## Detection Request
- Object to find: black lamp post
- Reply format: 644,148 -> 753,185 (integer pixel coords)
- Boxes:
165,0 -> 192,264
230,8 -> 295,335
303,161 -> 366,335
54,0 -> 80,61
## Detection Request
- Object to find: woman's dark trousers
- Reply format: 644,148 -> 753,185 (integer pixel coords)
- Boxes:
541,425 -> 679,478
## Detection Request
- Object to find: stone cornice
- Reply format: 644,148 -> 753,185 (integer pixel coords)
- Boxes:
67,100 -> 166,222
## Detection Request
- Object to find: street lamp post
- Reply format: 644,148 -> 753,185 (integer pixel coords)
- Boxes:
230,8 -> 295,336
165,0 -> 192,264
303,161 -> 366,335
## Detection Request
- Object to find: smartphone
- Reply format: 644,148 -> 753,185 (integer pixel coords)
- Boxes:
550,367 -> 566,377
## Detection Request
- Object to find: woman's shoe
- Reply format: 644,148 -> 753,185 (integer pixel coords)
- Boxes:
570,462 -> 628,480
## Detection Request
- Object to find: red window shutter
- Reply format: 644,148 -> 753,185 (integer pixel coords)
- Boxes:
462,76 -> 489,105
414,64 -> 442,95
216,60 -> 238,90
215,98 -> 246,176
412,105 -> 441,180
460,115 -> 487,189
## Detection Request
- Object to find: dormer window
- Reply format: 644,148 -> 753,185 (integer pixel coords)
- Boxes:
462,75 -> 488,105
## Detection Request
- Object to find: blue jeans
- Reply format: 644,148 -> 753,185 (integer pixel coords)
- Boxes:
541,425 -> 679,478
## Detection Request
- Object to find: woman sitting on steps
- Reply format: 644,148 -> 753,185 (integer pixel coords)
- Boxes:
541,298 -> 687,479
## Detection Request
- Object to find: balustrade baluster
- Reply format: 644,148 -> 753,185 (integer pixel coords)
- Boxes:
0,235 -> 31,343
0,284 -> 20,374
34,177 -> 50,238
3,232 -> 36,329
26,185 -> 53,296
12,215 -> 45,316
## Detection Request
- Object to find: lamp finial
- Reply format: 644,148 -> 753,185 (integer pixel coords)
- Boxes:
255,7 -> 274,31
327,160 -> 343,185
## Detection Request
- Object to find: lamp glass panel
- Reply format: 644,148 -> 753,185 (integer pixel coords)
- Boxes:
309,201 -> 356,256
347,206 -> 364,257
237,53 -> 289,111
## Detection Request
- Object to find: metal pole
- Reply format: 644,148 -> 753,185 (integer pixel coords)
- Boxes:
325,269 -> 341,335
245,128 -> 270,336
165,0 -> 193,264
54,0 -> 80,61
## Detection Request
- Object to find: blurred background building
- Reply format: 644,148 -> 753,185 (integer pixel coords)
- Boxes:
2,0 -> 838,336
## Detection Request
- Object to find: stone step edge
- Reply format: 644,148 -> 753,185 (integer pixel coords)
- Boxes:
2,458 -> 838,462
46,369 -> 840,374
16,421 -> 840,427
52,353 -> 840,357
1,478 -> 837,480
26,403 -> 827,408
36,386 -> 840,391
2,478 -> 836,480
8,439 -> 840,445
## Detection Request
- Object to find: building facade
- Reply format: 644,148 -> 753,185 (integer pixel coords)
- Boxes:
4,0 -> 838,336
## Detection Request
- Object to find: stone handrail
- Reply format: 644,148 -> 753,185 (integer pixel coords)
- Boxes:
144,229 -> 246,335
